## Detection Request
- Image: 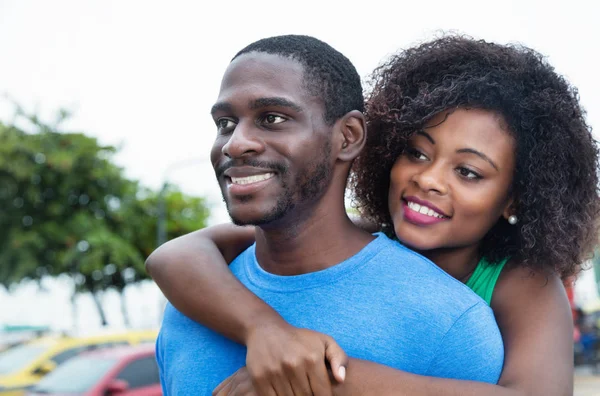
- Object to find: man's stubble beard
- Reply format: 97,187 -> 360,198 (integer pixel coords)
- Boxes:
224,139 -> 333,227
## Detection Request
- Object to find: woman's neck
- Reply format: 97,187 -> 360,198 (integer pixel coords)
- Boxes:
416,246 -> 481,283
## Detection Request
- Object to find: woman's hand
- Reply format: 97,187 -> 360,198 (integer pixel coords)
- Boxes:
243,321 -> 348,396
213,367 -> 257,396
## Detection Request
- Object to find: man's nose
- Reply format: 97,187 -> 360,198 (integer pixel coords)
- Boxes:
221,122 -> 264,158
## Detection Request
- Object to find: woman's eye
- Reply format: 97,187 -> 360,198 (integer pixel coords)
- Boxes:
262,114 -> 286,124
406,148 -> 428,161
217,118 -> 236,130
456,167 -> 482,180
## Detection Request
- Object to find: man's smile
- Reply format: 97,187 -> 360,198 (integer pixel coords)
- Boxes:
230,173 -> 275,185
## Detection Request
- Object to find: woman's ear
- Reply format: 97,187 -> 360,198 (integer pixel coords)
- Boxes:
336,110 -> 367,162
502,197 -> 517,222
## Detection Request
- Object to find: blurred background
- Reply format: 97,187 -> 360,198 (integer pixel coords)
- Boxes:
1,0 -> 600,395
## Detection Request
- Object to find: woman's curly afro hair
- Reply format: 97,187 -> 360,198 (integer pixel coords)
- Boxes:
351,35 -> 600,278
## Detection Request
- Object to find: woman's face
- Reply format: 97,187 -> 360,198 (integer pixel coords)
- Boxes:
388,108 -> 516,253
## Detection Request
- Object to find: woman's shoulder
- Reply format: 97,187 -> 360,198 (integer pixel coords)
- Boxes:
492,261 -> 568,315
496,262 -> 561,290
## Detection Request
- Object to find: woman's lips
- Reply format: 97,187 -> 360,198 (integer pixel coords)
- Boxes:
402,199 -> 449,226
403,196 -> 449,217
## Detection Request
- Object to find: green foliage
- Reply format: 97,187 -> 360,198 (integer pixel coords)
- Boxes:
0,112 -> 210,298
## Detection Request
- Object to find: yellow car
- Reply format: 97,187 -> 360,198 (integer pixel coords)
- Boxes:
0,330 -> 157,396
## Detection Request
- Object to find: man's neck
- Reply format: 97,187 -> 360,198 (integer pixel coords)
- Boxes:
254,201 -> 375,276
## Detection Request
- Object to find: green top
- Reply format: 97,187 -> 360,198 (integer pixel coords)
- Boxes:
465,257 -> 509,305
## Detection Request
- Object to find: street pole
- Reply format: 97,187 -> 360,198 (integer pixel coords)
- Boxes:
156,182 -> 168,247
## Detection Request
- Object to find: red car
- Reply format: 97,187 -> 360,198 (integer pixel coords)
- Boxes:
26,344 -> 162,396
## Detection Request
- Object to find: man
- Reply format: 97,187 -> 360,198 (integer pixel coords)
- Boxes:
155,35 -> 503,395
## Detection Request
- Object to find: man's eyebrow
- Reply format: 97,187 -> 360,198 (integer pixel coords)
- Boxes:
250,97 -> 304,112
457,148 -> 499,171
210,102 -> 232,115
416,130 -> 435,144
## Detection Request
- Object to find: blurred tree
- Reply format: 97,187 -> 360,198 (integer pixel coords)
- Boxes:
0,110 -> 210,326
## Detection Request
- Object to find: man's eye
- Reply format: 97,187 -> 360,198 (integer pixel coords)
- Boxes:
262,114 -> 286,124
217,119 -> 236,130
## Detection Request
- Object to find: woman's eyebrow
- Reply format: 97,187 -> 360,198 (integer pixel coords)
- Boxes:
457,148 -> 499,171
416,130 -> 435,144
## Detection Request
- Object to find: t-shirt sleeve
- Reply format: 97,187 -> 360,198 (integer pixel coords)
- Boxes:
425,301 -> 504,383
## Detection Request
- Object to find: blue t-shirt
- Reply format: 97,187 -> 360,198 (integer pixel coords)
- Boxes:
157,233 -> 503,395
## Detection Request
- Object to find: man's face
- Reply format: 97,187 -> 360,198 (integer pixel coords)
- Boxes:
210,52 -> 334,226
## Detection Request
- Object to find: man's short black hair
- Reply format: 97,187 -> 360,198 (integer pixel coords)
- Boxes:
233,35 -> 364,124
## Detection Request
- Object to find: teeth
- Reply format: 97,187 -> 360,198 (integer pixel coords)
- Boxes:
231,173 -> 274,185
406,201 -> 445,219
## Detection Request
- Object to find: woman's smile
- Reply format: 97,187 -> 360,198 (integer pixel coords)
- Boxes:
388,108 -> 516,253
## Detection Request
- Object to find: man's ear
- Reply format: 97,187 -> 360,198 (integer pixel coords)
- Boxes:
335,110 -> 367,162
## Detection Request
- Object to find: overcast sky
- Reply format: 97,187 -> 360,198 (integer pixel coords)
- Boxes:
1,0 -> 599,329
1,0 -> 598,225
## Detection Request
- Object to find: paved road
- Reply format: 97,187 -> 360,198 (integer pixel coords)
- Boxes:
576,375 -> 600,396
576,366 -> 600,396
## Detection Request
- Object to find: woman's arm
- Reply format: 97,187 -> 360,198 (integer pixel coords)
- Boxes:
216,265 -> 573,396
146,224 -> 347,395
330,265 -> 573,396
146,215 -> 377,342
150,223 -> 572,396
491,266 -> 573,395
146,223 -> 265,343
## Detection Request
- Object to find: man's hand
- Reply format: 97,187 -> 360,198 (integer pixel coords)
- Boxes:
243,322 -> 348,396
213,367 -> 258,396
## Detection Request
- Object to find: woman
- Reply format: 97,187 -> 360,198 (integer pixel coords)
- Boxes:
147,36 -> 600,395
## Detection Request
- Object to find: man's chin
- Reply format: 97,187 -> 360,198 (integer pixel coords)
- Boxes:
226,208 -> 265,226
224,196 -> 292,227
229,215 -> 257,226
228,214 -> 273,227
227,208 -> 286,227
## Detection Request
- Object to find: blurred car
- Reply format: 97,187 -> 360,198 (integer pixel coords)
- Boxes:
26,345 -> 161,396
0,325 -> 50,353
0,330 -> 157,396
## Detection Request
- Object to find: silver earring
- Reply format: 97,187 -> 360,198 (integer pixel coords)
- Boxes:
508,215 -> 518,225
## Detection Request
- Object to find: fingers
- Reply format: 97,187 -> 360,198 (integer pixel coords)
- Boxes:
271,376 -> 295,396
213,376 -> 233,396
249,372 -> 278,396
214,368 -> 261,396
282,358 -> 315,396
228,378 -> 261,396
307,358 -> 333,396
324,337 -> 348,383
243,328 -> 343,396
287,369 -> 313,396
252,355 -> 330,396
